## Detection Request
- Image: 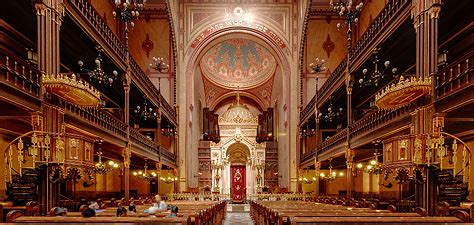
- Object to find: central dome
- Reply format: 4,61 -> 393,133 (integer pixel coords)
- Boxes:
200,38 -> 277,89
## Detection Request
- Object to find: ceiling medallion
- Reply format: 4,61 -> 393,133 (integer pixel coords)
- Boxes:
42,73 -> 101,107
375,75 -> 431,109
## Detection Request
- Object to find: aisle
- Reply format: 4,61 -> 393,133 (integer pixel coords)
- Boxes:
223,204 -> 254,225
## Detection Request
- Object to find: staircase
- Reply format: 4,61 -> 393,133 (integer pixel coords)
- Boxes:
6,168 -> 39,205
436,169 -> 469,207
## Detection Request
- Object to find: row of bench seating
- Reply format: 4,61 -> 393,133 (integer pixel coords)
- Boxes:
250,200 -> 469,224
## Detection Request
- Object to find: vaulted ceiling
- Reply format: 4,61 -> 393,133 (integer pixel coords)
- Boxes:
200,38 -> 278,110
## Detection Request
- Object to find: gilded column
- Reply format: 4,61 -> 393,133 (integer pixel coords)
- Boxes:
345,148 -> 354,199
122,145 -> 131,200
411,0 -> 442,215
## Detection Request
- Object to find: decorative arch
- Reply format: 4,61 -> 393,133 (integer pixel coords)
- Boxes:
226,142 -> 251,164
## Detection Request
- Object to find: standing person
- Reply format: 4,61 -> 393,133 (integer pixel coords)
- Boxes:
147,194 -> 167,213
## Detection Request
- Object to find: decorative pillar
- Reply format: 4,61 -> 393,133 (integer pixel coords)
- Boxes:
156,109 -> 162,146
156,162 -> 162,194
345,148 -> 354,198
411,0 -> 442,215
35,0 -> 64,76
314,160 -> 321,195
122,145 -> 131,200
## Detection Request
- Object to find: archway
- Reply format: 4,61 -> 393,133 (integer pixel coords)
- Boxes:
227,143 -> 250,202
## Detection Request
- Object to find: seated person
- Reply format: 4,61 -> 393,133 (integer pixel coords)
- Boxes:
146,194 -> 167,214
89,201 -> 100,210
81,206 -> 96,218
116,206 -> 127,217
128,203 -> 137,213
51,207 -> 67,216
167,205 -> 178,218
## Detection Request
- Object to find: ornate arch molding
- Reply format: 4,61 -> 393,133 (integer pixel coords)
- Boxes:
165,0 -> 178,105
210,91 -> 266,112
185,27 -> 292,85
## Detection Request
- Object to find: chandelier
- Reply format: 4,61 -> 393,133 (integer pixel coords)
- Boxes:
359,48 -> 398,87
160,173 -> 178,184
308,58 -> 326,73
332,0 -> 363,29
319,158 -> 343,181
161,123 -> 177,137
318,96 -> 343,123
151,57 -> 170,73
132,159 -> 157,181
365,149 -> 384,174
300,128 -> 316,138
112,0 -> 146,27
134,97 -> 157,121
78,47 -> 118,86
93,151 -> 119,174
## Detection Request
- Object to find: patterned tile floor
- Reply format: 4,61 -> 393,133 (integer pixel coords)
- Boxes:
223,204 -> 254,225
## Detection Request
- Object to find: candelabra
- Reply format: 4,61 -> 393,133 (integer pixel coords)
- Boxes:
359,48 -> 398,87
331,0 -> 363,51
161,123 -> 177,137
78,47 -> 118,86
150,57 -> 169,73
365,149 -> 384,174
318,96 -> 343,123
134,97 -> 157,121
133,159 -> 158,181
112,0 -> 146,56
308,58 -> 326,73
319,158 -> 340,181
94,151 -> 119,174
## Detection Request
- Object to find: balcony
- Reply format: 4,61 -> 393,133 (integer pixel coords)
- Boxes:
64,101 -> 128,140
66,0 -> 176,123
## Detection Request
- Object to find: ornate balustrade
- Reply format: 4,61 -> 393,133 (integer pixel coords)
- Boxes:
349,104 -> 413,140
160,146 -> 177,164
300,150 -> 317,166
67,0 -> 127,64
0,50 -> 41,99
317,56 -> 347,106
300,93 -> 317,123
130,127 -> 159,154
318,128 -> 348,155
349,0 -> 411,67
167,193 -> 229,201
64,102 -> 128,139
436,50 -> 473,99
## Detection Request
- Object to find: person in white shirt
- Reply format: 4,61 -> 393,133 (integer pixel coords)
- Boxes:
147,194 -> 167,213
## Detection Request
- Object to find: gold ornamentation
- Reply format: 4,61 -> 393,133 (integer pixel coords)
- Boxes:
375,76 -> 431,109
42,73 -> 101,107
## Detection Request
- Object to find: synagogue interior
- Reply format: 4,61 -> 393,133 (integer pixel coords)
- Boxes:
0,0 -> 473,224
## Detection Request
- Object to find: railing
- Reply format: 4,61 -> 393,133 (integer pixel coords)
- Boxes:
349,104 -> 412,139
300,150 -> 317,165
249,193 -> 313,201
67,0 -> 177,122
67,0 -> 127,63
160,146 -> 177,164
0,50 -> 41,98
436,50 -> 473,99
317,128 -> 348,155
130,127 -> 159,154
349,0 -> 411,65
300,93 -> 317,121
160,92 -> 177,119
64,102 -> 128,139
316,56 -> 347,104
168,193 -> 229,201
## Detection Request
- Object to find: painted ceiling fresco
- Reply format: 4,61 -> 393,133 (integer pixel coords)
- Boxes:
200,38 -> 277,89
